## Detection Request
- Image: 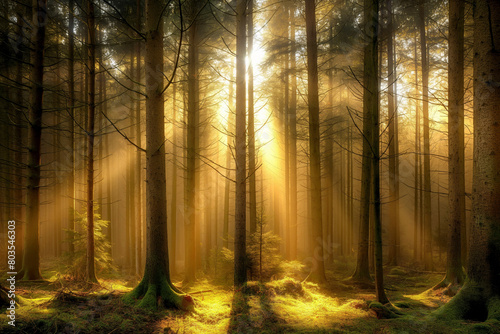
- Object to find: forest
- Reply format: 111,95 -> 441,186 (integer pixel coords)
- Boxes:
0,0 -> 499,332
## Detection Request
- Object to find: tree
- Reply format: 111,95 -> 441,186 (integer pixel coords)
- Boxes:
125,0 -> 193,310
21,0 -> 47,281
435,0 -> 500,321
248,0 -> 257,236
435,0 -> 465,291
386,0 -> 400,267
305,0 -> 326,284
86,0 -> 98,284
418,0 -> 433,271
185,0 -> 200,284
234,0 -> 247,288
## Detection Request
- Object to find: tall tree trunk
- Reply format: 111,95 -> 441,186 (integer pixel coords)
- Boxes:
418,0 -> 433,271
185,6 -> 199,283
234,0 -> 247,287
363,0 -> 388,304
86,0 -> 98,284
248,0 -> 257,236
386,0 -> 399,266
135,0 -> 143,277
170,79 -> 177,275
14,3 -> 28,273
125,0 -> 192,310
436,0 -> 465,289
413,30 -> 419,264
21,0 -> 47,281
288,2 -> 298,260
305,0 -> 326,283
223,59 -> 235,250
435,0 -> 500,320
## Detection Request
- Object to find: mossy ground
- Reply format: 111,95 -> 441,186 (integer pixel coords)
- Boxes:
1,261 -> 499,333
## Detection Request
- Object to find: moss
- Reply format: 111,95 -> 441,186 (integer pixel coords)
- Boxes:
389,267 -> 408,276
433,282 -> 487,321
487,296 -> 500,321
368,302 -> 399,319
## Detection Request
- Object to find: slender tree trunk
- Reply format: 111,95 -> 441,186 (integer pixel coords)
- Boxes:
386,0 -> 399,266
288,2 -> 298,260
248,0 -> 257,236
234,0 -> 247,288
413,31 -> 419,264
305,0 -> 326,283
21,0 -> 47,281
437,0 -> 465,289
135,0 -> 143,275
418,0 -> 433,271
363,0 -> 388,304
86,0 -> 98,284
14,4 -> 28,272
223,59 -> 235,250
185,8 -> 199,283
170,79 -> 177,275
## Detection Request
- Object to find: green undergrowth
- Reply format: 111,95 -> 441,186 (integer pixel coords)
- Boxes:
1,266 -> 498,333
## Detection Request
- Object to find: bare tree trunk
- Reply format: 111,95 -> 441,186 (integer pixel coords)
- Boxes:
21,0 -> 47,281
436,0 -> 465,289
86,0 -> 98,284
386,0 -> 399,267
125,0 -> 192,310
288,2 -> 298,260
418,0 -> 433,271
234,0 -> 247,287
248,0 -> 257,236
185,6 -> 199,283
223,59 -> 235,250
305,0 -> 326,283
135,0 -> 143,275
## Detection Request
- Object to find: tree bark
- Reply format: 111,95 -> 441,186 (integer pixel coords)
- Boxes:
248,0 -> 257,236
21,0 -> 47,281
418,0 -> 433,271
86,0 -> 98,284
436,0 -> 465,289
305,0 -> 326,284
435,0 -> 500,320
125,0 -> 192,310
289,2 -> 298,260
185,4 -> 199,283
234,0 -> 247,288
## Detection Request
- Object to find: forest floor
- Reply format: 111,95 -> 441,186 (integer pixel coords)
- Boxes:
1,261 -> 499,334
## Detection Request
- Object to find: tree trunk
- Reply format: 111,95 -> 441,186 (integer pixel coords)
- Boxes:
86,0 -> 98,284
223,59 -> 235,250
135,0 -> 143,277
435,0 -> 465,290
386,0 -> 399,267
288,2 -> 298,260
305,0 -> 326,284
234,0 -> 247,288
185,5 -> 199,283
248,0 -> 257,236
21,0 -> 47,281
125,0 -> 192,310
435,0 -> 500,321
418,0 -> 433,271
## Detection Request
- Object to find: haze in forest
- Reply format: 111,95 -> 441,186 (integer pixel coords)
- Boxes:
0,0 -> 499,332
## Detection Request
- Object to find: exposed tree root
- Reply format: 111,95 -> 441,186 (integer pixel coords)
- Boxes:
124,276 -> 194,311
432,282 -> 498,322
369,302 -> 400,319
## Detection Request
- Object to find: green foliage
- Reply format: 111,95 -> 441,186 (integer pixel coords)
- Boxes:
64,207 -> 116,280
247,212 -> 283,281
